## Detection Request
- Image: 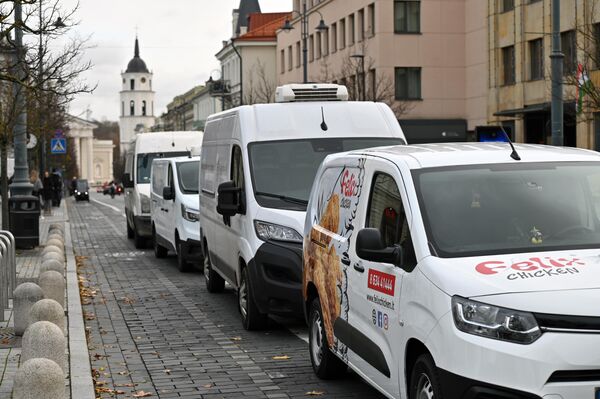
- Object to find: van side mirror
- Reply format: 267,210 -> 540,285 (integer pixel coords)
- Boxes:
356,228 -> 403,267
217,181 -> 242,217
123,173 -> 133,188
163,186 -> 175,201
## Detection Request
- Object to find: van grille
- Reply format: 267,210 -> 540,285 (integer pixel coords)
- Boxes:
547,370 -> 600,383
534,313 -> 600,333
291,88 -> 341,102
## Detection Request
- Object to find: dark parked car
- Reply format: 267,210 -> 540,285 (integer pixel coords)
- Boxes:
74,179 -> 89,202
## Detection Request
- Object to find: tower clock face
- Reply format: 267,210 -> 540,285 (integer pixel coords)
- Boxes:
141,77 -> 146,83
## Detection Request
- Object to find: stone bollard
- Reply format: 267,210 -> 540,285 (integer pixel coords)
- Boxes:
47,234 -> 64,243
42,251 -> 63,263
29,299 -> 65,335
42,245 -> 63,256
13,283 -> 44,336
48,223 -> 64,233
13,358 -> 65,399
38,271 -> 65,308
40,259 -> 64,275
48,229 -> 63,238
45,238 -> 64,249
21,321 -> 66,372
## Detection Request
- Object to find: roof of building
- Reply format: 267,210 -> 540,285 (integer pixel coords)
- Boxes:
125,37 -> 149,73
236,12 -> 291,42
235,0 -> 261,36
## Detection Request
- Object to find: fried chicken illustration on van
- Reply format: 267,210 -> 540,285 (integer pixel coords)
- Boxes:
304,194 -> 343,348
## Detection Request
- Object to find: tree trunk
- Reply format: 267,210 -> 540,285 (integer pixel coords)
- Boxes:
1,141 -> 9,230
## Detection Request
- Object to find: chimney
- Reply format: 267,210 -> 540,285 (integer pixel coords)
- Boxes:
239,26 -> 248,35
232,9 -> 240,38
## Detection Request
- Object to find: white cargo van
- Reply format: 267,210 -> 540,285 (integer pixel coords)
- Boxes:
150,156 -> 202,271
304,143 -> 600,399
199,84 -> 406,330
123,131 -> 202,248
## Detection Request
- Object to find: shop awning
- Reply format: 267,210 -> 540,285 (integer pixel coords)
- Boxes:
494,103 -> 550,117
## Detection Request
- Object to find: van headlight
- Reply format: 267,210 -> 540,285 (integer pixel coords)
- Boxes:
140,194 -> 151,214
181,204 -> 199,222
254,220 -> 302,243
452,296 -> 542,344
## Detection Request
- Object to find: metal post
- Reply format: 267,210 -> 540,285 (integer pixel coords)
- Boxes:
550,0 -> 564,146
231,41 -> 243,106
361,57 -> 366,101
10,0 -> 32,196
38,0 -> 45,177
302,0 -> 308,83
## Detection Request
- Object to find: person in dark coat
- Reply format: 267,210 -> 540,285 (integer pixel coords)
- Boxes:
42,171 -> 53,214
51,168 -> 62,207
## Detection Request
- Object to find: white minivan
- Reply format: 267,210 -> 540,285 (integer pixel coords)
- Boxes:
304,142 -> 600,399
150,155 -> 202,271
199,84 -> 406,330
123,131 -> 202,248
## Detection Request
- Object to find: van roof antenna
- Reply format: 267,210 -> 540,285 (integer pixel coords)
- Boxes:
500,125 -> 521,161
320,107 -> 328,132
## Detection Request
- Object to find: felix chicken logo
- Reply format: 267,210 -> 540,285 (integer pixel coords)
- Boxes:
475,257 -> 586,280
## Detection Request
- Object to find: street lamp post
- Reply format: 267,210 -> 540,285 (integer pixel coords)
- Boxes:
550,0 -> 564,146
281,0 -> 328,83
351,54 -> 366,101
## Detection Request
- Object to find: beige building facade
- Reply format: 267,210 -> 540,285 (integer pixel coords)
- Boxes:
67,116 -> 115,185
277,0 -> 488,142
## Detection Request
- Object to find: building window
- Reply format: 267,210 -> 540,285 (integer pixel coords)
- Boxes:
340,19 -> 346,49
529,39 -> 544,80
309,34 -> 314,62
561,30 -> 576,74
349,14 -> 355,45
142,100 -> 147,116
395,67 -> 421,100
501,0 -> 514,12
595,24 -> 600,69
394,0 -> 420,33
288,45 -> 293,71
296,42 -> 301,68
280,49 -> 285,73
121,101 -> 124,116
316,32 -> 322,59
130,79 -> 135,90
528,0 -> 542,3
331,23 -> 337,53
130,100 -> 135,116
502,45 -> 515,85
358,9 -> 365,42
368,3 -> 375,37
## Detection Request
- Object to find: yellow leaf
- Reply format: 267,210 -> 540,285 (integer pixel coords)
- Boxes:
306,391 -> 325,396
133,391 -> 152,397
272,355 -> 290,360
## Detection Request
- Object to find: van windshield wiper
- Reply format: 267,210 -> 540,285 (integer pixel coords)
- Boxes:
255,191 -> 308,205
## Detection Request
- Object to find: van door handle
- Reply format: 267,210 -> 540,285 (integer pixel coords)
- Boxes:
353,263 -> 365,273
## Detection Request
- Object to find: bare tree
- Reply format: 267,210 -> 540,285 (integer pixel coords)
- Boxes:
0,0 -> 94,228
244,59 -> 276,105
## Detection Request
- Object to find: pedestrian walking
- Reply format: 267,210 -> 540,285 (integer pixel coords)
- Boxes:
42,171 -> 53,215
30,170 -> 43,200
51,168 -> 62,207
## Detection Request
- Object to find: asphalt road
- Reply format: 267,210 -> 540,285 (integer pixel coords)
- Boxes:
68,191 -> 384,399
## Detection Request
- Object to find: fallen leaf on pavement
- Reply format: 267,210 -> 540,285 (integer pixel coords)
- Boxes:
164,369 -> 171,374
272,355 -> 290,360
306,391 -> 325,396
231,337 -> 242,341
202,383 -> 213,388
133,391 -> 152,397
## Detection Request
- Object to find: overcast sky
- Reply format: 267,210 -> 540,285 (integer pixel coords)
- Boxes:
62,0 -> 292,121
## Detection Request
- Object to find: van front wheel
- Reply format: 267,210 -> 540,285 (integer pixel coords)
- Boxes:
409,354 -> 443,399
204,253 -> 224,293
239,267 -> 268,331
309,298 -> 346,379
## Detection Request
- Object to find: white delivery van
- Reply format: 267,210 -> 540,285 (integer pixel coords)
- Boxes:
304,142 -> 600,399
150,155 -> 202,271
123,131 -> 202,248
199,83 -> 406,330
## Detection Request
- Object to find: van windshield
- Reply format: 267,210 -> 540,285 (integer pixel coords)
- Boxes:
137,152 -> 188,184
176,161 -> 199,194
413,162 -> 600,258
249,137 -> 404,211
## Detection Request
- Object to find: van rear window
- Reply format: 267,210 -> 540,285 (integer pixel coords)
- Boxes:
176,161 -> 200,194
137,152 -> 188,184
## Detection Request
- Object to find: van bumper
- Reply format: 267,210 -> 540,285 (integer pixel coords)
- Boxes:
134,215 -> 152,237
180,238 -> 204,262
437,369 -> 542,399
247,241 -> 303,318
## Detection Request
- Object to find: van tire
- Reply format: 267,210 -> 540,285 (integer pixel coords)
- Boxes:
133,227 -> 145,249
126,219 -> 134,239
153,227 -> 168,258
176,238 -> 191,272
204,253 -> 224,293
409,354 -> 443,399
239,267 -> 268,331
308,298 -> 346,379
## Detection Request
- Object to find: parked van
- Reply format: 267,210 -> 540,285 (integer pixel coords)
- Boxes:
304,142 -> 600,399
123,131 -> 202,248
150,155 -> 202,271
199,84 -> 406,330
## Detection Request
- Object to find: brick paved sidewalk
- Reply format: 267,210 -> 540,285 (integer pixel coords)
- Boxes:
0,201 -> 69,398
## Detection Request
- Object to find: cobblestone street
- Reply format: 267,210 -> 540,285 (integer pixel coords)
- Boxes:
69,193 -> 383,399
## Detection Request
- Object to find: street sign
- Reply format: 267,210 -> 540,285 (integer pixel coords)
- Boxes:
54,129 -> 64,138
26,134 -> 37,149
50,137 -> 67,154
